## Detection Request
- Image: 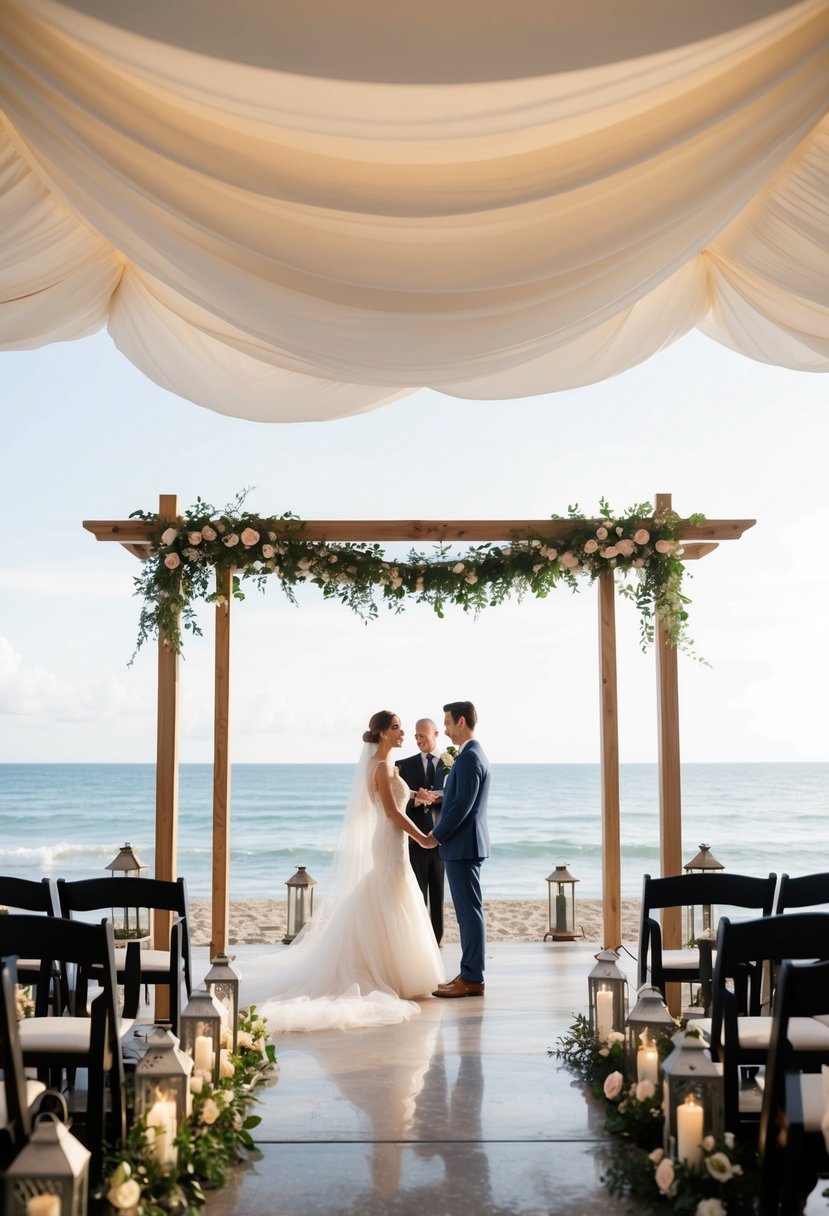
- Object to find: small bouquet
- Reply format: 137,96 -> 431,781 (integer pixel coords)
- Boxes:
440,747 -> 458,769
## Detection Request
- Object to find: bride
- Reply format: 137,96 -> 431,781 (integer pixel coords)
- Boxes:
242,711 -> 445,1032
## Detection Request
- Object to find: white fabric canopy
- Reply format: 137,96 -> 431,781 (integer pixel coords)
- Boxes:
1,0 -> 827,420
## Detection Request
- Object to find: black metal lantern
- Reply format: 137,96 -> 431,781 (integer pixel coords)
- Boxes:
134,1029 -> 193,1166
105,843 -> 149,940
661,1026 -> 725,1165
180,987 -> 224,1086
205,954 -> 241,1052
283,866 -> 317,944
587,948 -> 628,1040
544,864 -> 579,941
625,985 -> 677,1083
4,1110 -> 90,1216
683,843 -> 724,943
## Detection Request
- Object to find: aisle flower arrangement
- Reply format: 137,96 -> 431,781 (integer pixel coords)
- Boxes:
553,1016 -> 759,1214
129,492 -> 704,660
98,1007 -> 276,1215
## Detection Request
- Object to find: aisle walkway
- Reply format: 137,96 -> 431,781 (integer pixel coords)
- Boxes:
200,940 -> 648,1216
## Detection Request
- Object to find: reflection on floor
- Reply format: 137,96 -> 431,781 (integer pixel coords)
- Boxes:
197,940 -> 652,1215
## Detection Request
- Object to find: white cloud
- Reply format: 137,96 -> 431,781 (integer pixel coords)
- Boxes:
0,636 -> 150,724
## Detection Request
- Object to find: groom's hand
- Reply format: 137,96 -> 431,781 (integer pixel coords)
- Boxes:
414,788 -> 439,806
421,832 -> 438,850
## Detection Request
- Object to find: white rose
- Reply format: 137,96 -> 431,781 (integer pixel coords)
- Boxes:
465,572 -> 478,584
160,527 -> 178,547
635,1079 -> 655,1102
696,1200 -> 726,1216
705,1152 -> 734,1182
107,1177 -> 142,1209
532,563 -> 543,573
724,1131 -> 735,1149
655,1156 -> 675,1194
200,1097 -> 220,1125
261,544 -> 275,559
237,1031 -> 254,1050
202,525 -> 217,541
223,533 -> 240,547
701,1135 -> 715,1151
452,562 -> 465,574
164,553 -> 180,570
648,1148 -> 664,1164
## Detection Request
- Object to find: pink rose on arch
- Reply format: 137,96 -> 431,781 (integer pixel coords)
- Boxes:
634,529 -> 650,545
187,531 -> 203,545
201,525 -> 217,541
583,539 -> 599,554
655,539 -> 672,554
164,553 -> 180,570
262,544 -> 275,559
559,552 -> 578,569
603,1071 -> 624,1100
602,546 -> 619,559
223,533 -> 240,547
616,539 -> 635,557
240,527 -> 260,548
655,1156 -> 675,1195
596,526 -> 608,540
453,562 -> 465,574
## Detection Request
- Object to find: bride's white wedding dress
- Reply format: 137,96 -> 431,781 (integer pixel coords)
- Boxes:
242,749 -> 444,1032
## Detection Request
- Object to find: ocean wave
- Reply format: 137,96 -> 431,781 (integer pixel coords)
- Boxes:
0,842 -> 152,866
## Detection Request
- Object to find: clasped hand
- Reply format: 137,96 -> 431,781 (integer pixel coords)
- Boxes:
414,788 -> 441,806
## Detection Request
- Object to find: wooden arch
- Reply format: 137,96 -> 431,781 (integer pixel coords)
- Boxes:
85,493 -> 753,977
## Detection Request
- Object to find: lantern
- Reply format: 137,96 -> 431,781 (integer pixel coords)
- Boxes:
544,864 -> 579,942
134,1029 -> 193,1167
683,843 -> 724,943
105,843 -> 149,941
205,954 -> 241,1052
662,1027 -> 725,1164
587,948 -> 628,1040
180,987 -> 224,1086
625,985 -> 677,1083
283,866 -> 317,944
4,1110 -> 90,1216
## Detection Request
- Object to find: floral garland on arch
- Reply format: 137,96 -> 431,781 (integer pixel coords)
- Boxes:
129,492 -> 705,661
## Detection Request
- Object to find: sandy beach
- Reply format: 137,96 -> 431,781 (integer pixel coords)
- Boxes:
189,898 -> 641,946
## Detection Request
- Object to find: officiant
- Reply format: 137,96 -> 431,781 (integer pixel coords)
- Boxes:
397,718 -> 448,944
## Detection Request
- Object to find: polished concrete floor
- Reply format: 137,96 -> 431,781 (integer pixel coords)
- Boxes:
197,940 -> 653,1216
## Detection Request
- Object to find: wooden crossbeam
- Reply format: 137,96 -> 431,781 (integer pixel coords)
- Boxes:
85,517 -> 755,551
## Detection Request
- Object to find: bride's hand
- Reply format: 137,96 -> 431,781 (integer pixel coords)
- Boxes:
420,832 -> 438,850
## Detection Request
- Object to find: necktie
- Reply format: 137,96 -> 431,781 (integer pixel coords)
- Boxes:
425,754 -> 435,788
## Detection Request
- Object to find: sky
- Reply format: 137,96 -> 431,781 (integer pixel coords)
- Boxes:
1,326 -> 827,765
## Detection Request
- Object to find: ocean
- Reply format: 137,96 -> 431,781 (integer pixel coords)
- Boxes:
0,763 -> 825,903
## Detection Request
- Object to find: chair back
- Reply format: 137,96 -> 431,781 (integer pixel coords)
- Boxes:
0,876 -> 60,916
0,955 -> 31,1162
0,914 -> 119,1022
776,872 -> 829,914
57,875 -> 189,935
639,871 -> 777,987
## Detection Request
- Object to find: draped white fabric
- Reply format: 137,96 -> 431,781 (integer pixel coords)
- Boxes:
0,0 -> 827,420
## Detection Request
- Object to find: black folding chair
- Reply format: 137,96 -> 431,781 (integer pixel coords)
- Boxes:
709,913 -> 829,1133
0,915 -> 127,1180
639,871 -> 777,1003
0,955 -> 46,1168
0,876 -> 64,1010
758,958 -> 829,1216
776,872 -> 829,914
57,876 -> 192,1036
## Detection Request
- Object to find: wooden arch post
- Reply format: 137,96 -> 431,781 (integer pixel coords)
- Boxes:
598,572 -> 621,949
154,494 -> 179,1019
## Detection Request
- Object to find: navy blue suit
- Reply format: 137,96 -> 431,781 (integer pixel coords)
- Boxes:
397,751 -> 446,943
431,739 -> 490,983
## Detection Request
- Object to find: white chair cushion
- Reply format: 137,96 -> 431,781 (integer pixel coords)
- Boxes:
798,1073 -> 825,1132
658,948 -> 718,969
113,947 -> 177,972
694,1015 -> 829,1051
0,1079 -> 45,1127
18,1016 -> 135,1053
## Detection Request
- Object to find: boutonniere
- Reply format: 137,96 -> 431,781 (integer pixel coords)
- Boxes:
440,747 -> 458,769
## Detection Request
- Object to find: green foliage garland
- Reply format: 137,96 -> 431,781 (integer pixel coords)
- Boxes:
130,492 -> 705,660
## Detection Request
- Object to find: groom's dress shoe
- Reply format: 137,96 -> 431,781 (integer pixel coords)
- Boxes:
433,977 -> 484,998
436,974 -> 461,989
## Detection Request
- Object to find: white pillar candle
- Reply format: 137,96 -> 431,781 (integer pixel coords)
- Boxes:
637,1032 -> 659,1086
147,1098 -> 178,1166
220,1046 -> 233,1077
194,1034 -> 213,1074
676,1095 -> 704,1166
27,1196 -> 60,1216
596,988 -> 614,1039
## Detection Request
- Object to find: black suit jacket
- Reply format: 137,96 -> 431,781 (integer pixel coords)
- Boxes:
397,752 -> 446,834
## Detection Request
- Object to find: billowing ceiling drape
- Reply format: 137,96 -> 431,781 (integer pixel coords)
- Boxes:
1,0 -> 827,421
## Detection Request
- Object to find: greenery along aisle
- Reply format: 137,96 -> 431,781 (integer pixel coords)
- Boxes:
99,1007 -> 275,1215
130,492 -> 704,660
553,1017 -> 759,1215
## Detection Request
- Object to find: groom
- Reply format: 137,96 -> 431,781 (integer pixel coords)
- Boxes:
430,701 -> 490,998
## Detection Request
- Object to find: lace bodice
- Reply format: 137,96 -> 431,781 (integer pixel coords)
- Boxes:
369,763 -> 411,875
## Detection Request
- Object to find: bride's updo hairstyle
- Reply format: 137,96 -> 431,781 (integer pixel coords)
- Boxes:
363,710 -> 396,744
